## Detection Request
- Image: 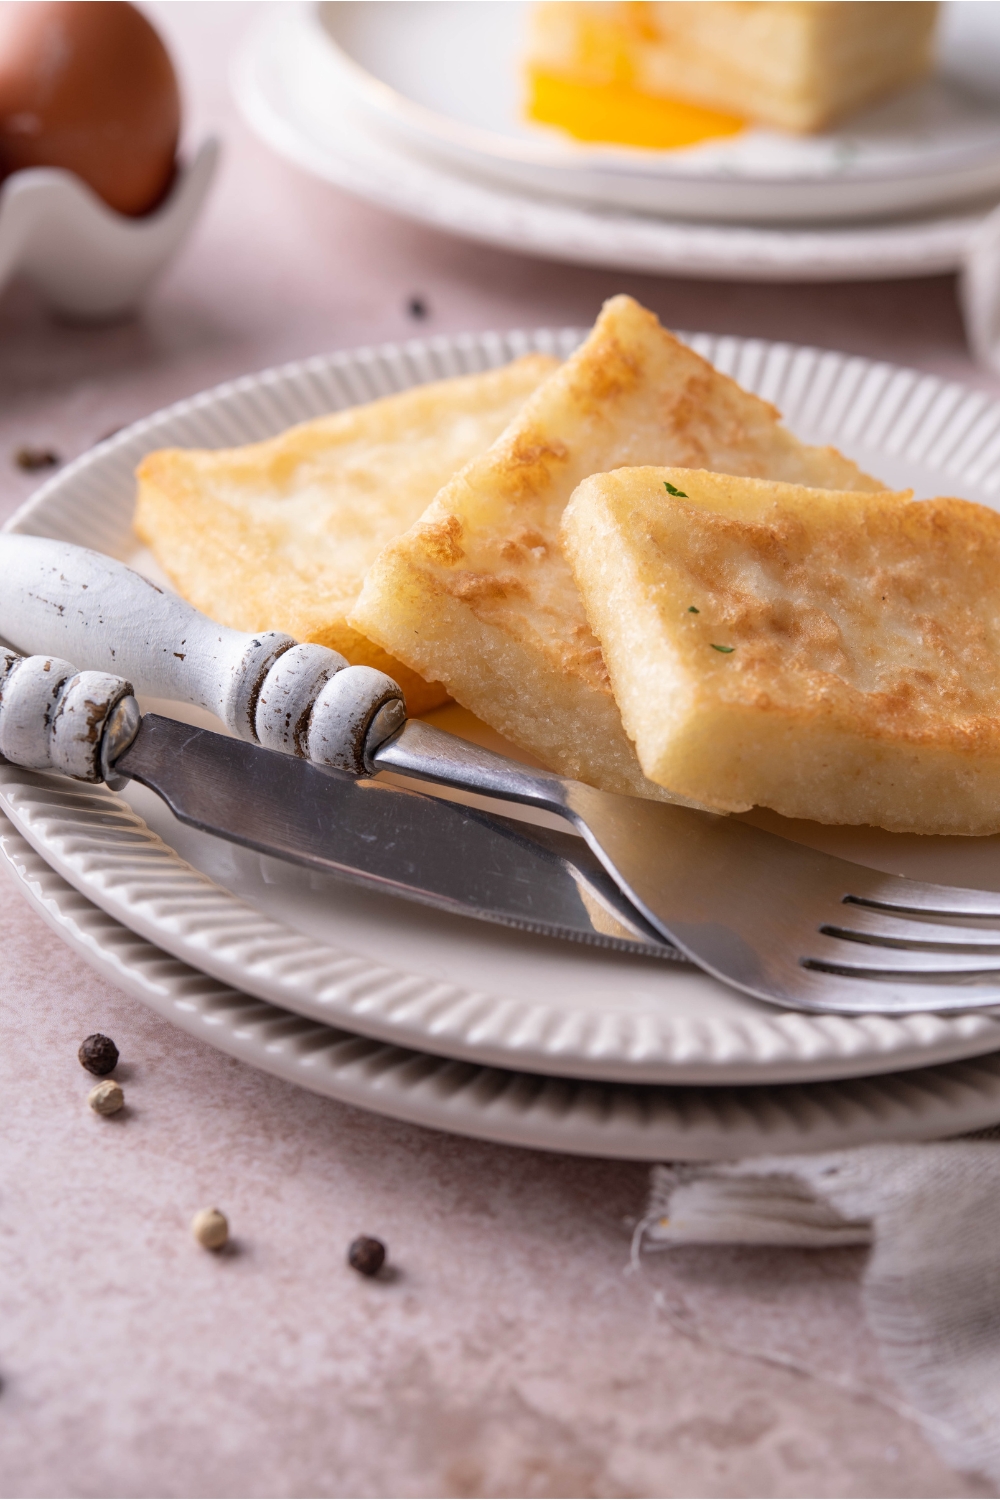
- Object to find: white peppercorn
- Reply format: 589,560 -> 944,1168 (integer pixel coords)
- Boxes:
88,1079 -> 124,1115
191,1207 -> 228,1250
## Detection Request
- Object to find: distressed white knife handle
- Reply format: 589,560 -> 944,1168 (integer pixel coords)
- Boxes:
0,648 -> 138,784
0,534 -> 403,773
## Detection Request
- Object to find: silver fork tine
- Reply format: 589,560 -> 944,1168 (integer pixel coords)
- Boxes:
840,877 -> 1000,919
788,963 -> 1000,1011
817,910 -> 1000,949
804,944 -> 1000,975
765,972 -> 1000,1014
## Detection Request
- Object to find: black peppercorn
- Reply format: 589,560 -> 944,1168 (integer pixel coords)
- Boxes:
14,446 -> 61,472
407,296 -> 428,320
78,1033 -> 119,1076
348,1235 -> 386,1277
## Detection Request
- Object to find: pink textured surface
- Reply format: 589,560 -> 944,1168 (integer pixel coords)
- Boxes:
0,5 -> 998,1495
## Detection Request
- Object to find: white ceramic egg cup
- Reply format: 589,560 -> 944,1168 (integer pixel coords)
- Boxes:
0,137 -> 218,320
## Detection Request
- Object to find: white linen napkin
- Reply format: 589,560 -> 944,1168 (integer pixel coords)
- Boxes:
637,1135 -> 1000,1485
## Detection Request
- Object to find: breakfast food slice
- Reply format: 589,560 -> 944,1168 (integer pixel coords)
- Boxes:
526,2 -> 939,139
563,465 -> 1000,836
135,354 -> 557,714
350,294 -> 882,796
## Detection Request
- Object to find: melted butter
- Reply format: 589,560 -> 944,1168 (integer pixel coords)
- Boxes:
527,68 -> 745,151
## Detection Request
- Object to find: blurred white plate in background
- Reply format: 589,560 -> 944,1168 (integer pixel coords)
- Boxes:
317,0 -> 1000,224
233,3 -> 994,285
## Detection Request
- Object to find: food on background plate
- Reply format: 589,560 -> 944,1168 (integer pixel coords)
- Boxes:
526,1 -> 939,146
135,355 -> 557,716
350,294 -> 883,796
564,466 -> 1000,836
0,1 -> 180,216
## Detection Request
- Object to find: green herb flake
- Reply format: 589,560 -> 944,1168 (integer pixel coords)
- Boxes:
687,605 -> 699,613
664,481 -> 688,498
711,643 -> 735,653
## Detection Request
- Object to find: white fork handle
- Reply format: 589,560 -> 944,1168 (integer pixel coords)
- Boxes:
0,534 -> 403,773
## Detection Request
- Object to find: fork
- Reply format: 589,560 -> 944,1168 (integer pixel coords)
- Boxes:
370,718 -> 1000,1015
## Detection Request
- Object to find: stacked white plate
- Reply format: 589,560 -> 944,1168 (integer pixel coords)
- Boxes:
232,1 -> 1000,286
9,328 -> 1000,1158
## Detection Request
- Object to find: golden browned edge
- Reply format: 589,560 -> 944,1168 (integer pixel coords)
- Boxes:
134,355 -> 559,717
351,294 -> 883,795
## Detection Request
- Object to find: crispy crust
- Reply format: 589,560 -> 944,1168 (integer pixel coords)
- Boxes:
351,295 -> 882,791
134,354 -> 557,716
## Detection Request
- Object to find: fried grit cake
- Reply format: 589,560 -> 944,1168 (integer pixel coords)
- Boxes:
563,466 -> 1000,835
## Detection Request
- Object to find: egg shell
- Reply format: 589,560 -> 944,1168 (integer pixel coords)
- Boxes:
0,0 -> 181,217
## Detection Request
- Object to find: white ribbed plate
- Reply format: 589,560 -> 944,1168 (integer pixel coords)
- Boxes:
6,811 -> 1000,1160
8,328 -> 1000,1086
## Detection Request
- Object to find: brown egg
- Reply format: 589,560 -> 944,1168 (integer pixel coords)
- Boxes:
0,1 -> 180,216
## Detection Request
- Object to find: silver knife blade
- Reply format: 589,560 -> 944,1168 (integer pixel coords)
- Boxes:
113,714 -> 680,958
